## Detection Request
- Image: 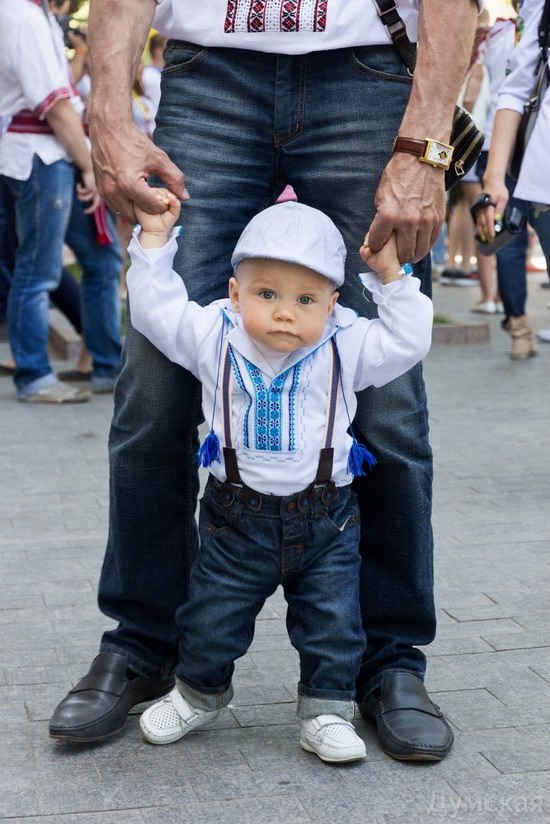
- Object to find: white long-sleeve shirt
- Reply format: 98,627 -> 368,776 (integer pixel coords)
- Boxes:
127,230 -> 433,496
497,0 -> 550,203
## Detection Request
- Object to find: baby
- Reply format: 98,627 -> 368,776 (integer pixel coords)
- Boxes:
126,191 -> 433,763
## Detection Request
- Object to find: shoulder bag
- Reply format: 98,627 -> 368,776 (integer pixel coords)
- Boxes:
371,0 -> 484,189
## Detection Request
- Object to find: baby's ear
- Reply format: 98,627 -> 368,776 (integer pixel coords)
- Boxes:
228,277 -> 240,312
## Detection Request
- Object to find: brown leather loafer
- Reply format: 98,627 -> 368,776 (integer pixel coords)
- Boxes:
357,671 -> 454,761
49,652 -> 174,742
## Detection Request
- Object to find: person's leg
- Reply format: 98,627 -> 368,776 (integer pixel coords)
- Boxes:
281,46 -> 451,759
476,152 -> 534,357
462,180 -> 496,310
0,178 -> 15,324
141,477 -> 281,744
51,267 -> 84,334
283,487 -> 364,720
51,269 -> 94,378
4,158 -> 74,397
282,486 -> 366,763
65,196 -> 123,386
527,204 -> 550,342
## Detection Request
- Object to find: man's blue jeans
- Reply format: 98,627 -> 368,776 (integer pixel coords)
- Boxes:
3,156 -> 74,396
99,44 -> 435,699
65,197 -> 122,379
175,477 -> 365,720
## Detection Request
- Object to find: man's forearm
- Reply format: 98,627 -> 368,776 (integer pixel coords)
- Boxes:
399,0 -> 478,141
88,0 -> 156,124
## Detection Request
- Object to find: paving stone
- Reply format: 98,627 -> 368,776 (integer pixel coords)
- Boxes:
141,797 -> 311,824
229,702 -> 297,728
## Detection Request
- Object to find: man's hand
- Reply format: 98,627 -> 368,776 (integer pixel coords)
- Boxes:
89,117 -> 189,223
366,153 -> 446,263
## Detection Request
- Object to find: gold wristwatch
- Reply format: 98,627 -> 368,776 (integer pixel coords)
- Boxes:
392,137 -> 454,170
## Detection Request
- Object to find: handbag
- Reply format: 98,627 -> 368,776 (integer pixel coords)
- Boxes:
371,0 -> 484,189
508,0 -> 550,180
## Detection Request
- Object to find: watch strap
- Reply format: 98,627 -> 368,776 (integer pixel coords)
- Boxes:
392,137 -> 426,157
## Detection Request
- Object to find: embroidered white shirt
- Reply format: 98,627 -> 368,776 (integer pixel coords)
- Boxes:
153,0 -> 482,55
0,0 -> 80,181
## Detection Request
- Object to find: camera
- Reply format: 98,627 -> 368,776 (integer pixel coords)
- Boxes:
470,193 -> 527,256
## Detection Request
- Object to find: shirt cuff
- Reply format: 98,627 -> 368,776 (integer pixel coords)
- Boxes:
36,88 -> 72,119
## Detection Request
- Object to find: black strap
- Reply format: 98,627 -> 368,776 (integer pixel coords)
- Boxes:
538,0 -> 550,61
371,0 -> 416,74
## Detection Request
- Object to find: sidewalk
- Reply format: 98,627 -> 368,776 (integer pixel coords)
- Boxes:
1,272 -> 549,823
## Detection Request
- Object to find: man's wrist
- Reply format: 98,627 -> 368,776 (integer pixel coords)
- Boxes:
392,136 -> 454,170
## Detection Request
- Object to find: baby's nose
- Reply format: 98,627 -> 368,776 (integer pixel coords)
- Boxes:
275,304 -> 294,320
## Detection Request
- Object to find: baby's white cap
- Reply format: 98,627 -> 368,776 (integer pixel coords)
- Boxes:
231,202 -> 346,287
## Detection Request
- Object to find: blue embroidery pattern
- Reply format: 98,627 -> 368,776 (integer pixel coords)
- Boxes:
233,357 -> 302,452
227,346 -> 251,448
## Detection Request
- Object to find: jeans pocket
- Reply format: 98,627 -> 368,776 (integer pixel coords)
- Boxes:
163,41 -> 208,75
321,510 -> 359,539
350,46 -> 412,85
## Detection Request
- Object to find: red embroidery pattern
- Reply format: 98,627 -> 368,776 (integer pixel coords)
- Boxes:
225,0 -> 327,34
36,88 -> 72,118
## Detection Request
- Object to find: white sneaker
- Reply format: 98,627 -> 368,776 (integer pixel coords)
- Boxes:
470,300 -> 496,314
300,714 -> 366,763
140,686 -> 219,745
20,381 -> 90,403
536,326 -> 550,343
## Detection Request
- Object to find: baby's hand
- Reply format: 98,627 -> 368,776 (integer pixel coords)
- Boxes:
359,232 -> 402,284
135,188 -> 181,235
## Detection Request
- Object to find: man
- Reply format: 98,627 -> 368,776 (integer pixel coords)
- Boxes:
0,0 -> 98,403
50,0 -> 479,760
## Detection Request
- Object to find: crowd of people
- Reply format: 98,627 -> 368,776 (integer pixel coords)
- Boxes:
1,0 -> 548,769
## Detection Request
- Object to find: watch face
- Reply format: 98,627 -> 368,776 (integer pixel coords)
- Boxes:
424,140 -> 453,168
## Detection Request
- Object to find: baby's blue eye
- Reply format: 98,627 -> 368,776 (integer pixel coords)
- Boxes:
260,290 -> 275,300
298,296 -> 313,305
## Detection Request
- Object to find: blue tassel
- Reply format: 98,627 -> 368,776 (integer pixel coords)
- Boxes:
347,440 -> 377,477
197,430 -> 221,468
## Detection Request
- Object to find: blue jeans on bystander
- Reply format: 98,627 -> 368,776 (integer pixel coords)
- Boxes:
65,196 -> 123,381
2,156 -> 74,397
